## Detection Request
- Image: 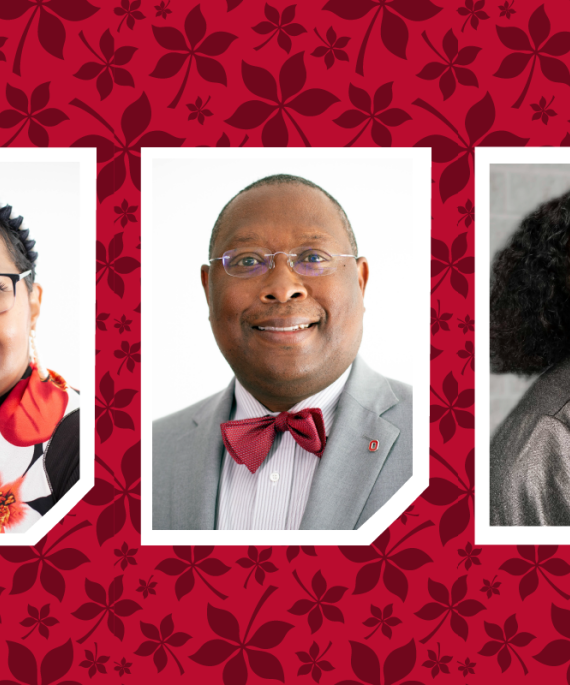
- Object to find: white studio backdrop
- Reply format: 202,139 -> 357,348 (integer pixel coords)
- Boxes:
151,152 -> 418,421
0,161 -> 81,390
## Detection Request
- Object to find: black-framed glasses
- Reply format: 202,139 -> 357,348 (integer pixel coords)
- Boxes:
0,270 -> 31,314
210,247 -> 357,279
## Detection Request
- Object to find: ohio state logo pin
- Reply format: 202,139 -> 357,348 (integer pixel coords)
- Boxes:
369,440 -> 379,452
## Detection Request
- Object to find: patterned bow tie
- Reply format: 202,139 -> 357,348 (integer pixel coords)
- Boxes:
220,408 -> 326,474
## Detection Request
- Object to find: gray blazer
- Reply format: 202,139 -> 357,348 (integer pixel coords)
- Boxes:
153,356 -> 413,530
491,356 -> 570,526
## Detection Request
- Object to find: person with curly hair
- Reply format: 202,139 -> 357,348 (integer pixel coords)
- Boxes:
490,190 -> 570,526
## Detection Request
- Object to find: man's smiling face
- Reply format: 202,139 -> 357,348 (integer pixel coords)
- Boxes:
201,183 -> 368,411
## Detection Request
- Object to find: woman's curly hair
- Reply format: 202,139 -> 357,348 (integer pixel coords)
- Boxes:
490,190 -> 570,375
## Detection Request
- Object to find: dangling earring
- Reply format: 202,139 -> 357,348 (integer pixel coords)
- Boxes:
30,330 -> 48,381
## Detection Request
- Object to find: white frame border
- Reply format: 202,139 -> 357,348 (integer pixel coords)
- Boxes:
476,147 -> 570,544
141,147 -> 431,545
0,148 -> 96,545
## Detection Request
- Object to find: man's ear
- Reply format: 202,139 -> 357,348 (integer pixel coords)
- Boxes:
356,257 -> 369,298
201,265 -> 210,307
29,283 -> 42,329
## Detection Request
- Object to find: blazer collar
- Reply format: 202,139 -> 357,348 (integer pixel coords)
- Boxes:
300,356 -> 401,530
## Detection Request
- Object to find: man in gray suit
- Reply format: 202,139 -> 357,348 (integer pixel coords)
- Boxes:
153,174 -> 412,530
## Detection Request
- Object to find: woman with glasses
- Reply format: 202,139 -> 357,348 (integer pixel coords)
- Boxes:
490,190 -> 570,526
0,203 -> 79,534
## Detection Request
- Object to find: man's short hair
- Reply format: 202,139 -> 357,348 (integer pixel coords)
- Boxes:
208,174 -> 358,258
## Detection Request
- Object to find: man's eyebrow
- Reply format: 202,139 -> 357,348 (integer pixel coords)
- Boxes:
227,232 -> 336,245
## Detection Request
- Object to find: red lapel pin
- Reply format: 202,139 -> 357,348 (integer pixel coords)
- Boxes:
369,440 -> 379,452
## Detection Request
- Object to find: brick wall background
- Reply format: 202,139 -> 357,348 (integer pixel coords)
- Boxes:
490,163 -> 570,435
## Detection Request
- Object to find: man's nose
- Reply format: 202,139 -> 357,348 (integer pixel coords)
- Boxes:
259,253 -> 308,303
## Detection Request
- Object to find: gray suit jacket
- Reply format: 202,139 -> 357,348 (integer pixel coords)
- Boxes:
153,356 -> 413,530
491,356 -> 570,526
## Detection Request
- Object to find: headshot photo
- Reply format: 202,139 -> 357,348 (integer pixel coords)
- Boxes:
0,149 -> 94,541
476,151 -> 570,543
142,148 -> 430,544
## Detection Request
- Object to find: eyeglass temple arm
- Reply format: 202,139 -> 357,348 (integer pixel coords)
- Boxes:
18,270 -> 32,280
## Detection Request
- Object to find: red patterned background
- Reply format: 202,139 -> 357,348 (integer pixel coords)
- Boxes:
0,0 -> 568,682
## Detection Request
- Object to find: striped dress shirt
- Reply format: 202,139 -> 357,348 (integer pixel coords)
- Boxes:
216,366 -> 352,530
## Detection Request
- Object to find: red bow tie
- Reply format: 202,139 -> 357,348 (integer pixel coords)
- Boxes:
221,408 -> 326,474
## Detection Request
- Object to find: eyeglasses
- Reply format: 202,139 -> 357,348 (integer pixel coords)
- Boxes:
0,270 -> 31,314
210,247 -> 357,279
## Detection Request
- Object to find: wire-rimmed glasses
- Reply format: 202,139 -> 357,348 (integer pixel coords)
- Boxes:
210,247 -> 357,278
0,270 -> 31,314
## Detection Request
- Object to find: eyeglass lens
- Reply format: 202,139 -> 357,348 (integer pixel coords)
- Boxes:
0,276 -> 15,314
222,247 -> 339,278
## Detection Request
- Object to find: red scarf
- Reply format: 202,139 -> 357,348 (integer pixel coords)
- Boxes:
0,364 -> 69,447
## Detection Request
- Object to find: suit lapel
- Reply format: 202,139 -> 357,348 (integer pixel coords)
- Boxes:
171,380 -> 235,530
300,357 -> 400,530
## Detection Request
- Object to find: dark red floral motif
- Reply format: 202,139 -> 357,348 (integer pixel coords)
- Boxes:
135,614 -> 191,675
481,575 -> 501,599
398,503 -> 419,525
296,640 -> 334,681
287,546 -> 317,562
0,520 -> 90,602
115,341 -> 141,375
363,603 -> 402,639
339,520 -> 433,599
3,638 -> 79,685
530,95 -> 556,124
155,546 -> 230,600
494,4 -> 570,108
80,643 -> 110,677
186,95 -> 213,123
0,82 -> 68,147
136,575 -> 157,599
457,341 -> 474,375
457,0 -> 489,32
422,449 -> 473,545
75,30 -> 136,100
0,0 -> 99,76
288,569 -> 347,633
96,311 -> 110,331
150,4 -> 237,108
457,656 -> 476,676
20,604 -> 59,640
431,232 -> 473,298
114,198 -> 138,227
83,442 -> 141,546
343,639 -> 418,685
334,82 -> 411,147
431,300 -> 452,336
415,92 -> 528,202
190,586 -> 293,685
96,233 -> 140,299
457,198 -> 474,227
155,0 -> 172,19
225,52 -> 339,146
312,26 -> 349,69
252,4 -> 306,53
499,546 -> 570,601
499,0 -> 515,18
418,29 -> 480,100
114,314 -> 132,333
114,656 -> 132,676
430,371 -> 474,442
0,36 -> 7,62
457,541 -> 481,570
114,0 -> 145,32
71,92 -> 185,202
534,604 -> 570,679
72,574 -> 142,644
114,541 -> 138,570
237,547 -> 278,588
416,575 -> 485,643
323,0 -> 442,75
479,614 -> 535,674
423,642 -> 452,677
457,314 -> 474,333
431,344 -> 443,360
95,371 -> 136,443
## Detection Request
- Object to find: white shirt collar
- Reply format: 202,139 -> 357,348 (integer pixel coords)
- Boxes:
233,364 -> 352,435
